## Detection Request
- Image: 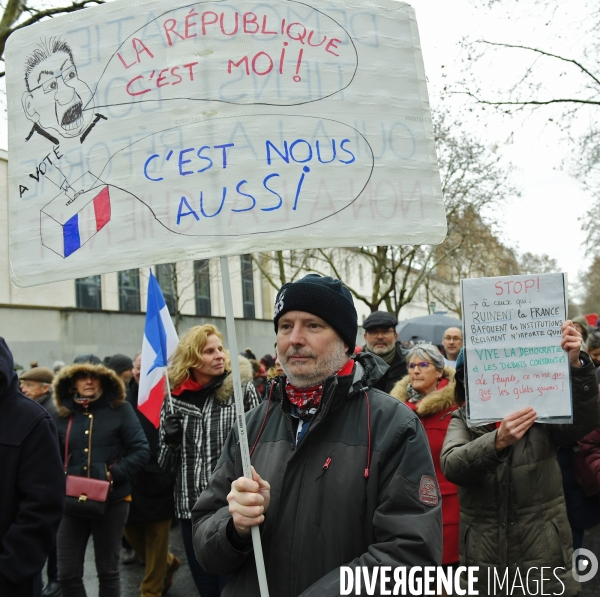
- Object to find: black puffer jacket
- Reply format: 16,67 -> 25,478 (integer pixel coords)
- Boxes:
0,338 -> 65,597
367,342 -> 408,393
127,378 -> 175,522
192,353 -> 442,597
53,363 -> 150,502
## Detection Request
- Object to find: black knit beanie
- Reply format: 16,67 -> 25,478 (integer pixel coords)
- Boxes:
273,274 -> 358,350
107,353 -> 134,374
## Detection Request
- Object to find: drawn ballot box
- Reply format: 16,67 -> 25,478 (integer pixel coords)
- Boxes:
40,175 -> 111,258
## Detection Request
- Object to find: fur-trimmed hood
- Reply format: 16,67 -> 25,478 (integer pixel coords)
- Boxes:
52,363 -> 126,417
390,367 -> 456,417
214,355 -> 254,403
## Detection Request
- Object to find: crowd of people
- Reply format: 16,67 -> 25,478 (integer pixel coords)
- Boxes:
2,274 -> 600,597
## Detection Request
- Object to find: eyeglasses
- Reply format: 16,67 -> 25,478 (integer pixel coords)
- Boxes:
30,65 -> 78,94
443,336 -> 462,342
365,328 -> 395,336
408,362 -> 431,369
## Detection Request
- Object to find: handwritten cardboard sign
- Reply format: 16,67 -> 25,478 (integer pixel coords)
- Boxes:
6,0 -> 446,287
461,273 -> 571,425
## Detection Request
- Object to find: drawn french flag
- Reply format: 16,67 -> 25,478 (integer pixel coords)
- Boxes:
138,270 -> 179,427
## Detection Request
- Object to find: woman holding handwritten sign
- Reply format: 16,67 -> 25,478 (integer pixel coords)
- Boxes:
441,321 -> 600,596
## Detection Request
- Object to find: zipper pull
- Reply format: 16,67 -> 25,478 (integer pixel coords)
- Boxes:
315,457 -> 332,481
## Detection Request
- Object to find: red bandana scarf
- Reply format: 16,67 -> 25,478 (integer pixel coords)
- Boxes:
285,359 -> 354,416
172,377 -> 203,396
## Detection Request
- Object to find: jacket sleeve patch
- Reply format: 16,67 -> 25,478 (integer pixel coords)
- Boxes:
419,475 -> 439,506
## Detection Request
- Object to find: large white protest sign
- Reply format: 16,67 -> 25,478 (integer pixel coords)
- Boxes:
461,273 -> 571,425
7,0 -> 446,287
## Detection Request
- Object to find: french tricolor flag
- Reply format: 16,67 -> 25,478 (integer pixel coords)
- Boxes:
138,270 -> 179,427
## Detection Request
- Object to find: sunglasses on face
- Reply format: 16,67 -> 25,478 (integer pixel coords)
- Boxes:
75,373 -> 99,381
366,328 -> 395,336
408,362 -> 431,370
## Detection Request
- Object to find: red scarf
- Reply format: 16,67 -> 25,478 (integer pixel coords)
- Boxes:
285,359 -> 354,415
172,377 -> 203,396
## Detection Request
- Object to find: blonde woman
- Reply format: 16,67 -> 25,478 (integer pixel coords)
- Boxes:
266,341 -> 285,380
158,325 -> 260,596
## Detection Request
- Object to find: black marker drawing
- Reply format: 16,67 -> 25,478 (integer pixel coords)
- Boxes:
22,37 -> 106,145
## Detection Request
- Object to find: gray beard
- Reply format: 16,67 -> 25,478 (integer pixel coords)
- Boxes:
280,339 -> 349,388
367,342 -> 394,355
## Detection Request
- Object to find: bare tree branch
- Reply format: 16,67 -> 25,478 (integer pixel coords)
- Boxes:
479,40 -> 600,88
0,0 -> 105,71
12,0 -> 105,32
453,90 -> 600,107
251,253 -> 281,291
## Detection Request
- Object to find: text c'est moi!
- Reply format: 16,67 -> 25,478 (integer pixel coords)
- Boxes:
142,137 -> 356,222
118,10 -> 343,95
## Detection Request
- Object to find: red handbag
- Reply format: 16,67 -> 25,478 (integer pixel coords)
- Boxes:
64,415 -> 111,518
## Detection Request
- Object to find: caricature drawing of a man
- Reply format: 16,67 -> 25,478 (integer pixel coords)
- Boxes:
22,37 -> 106,145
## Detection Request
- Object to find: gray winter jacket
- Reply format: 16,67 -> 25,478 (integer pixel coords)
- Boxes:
192,353 -> 443,597
440,354 -> 600,596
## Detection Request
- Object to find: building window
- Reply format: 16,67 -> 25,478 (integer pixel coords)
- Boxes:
75,276 -> 102,309
118,269 -> 141,312
241,255 -> 255,319
359,264 -> 364,287
155,263 -> 176,315
194,260 -> 211,316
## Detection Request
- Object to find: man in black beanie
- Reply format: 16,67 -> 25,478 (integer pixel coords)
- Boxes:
107,353 -> 134,384
193,275 -> 442,596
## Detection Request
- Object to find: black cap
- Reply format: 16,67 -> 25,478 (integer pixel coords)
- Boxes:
73,354 -> 102,365
107,354 -> 134,374
363,311 -> 398,330
273,274 -> 357,349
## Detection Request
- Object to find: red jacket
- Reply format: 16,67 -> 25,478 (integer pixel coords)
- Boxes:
391,371 -> 459,564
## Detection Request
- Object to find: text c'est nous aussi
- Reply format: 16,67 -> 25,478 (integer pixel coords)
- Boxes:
142,138 -> 356,221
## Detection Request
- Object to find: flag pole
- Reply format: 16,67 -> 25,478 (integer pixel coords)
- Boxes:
220,256 -> 270,597
164,370 -> 174,413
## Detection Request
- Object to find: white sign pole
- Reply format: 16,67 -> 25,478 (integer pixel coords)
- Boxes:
219,255 -> 270,597
164,371 -> 174,414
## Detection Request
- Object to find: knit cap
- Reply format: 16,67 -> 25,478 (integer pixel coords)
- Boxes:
273,274 -> 357,349
107,354 -> 134,374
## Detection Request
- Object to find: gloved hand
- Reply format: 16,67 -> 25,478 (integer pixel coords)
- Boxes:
163,413 -> 184,446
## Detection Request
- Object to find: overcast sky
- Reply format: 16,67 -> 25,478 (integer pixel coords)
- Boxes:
409,0 -> 593,295
0,0 -> 593,293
